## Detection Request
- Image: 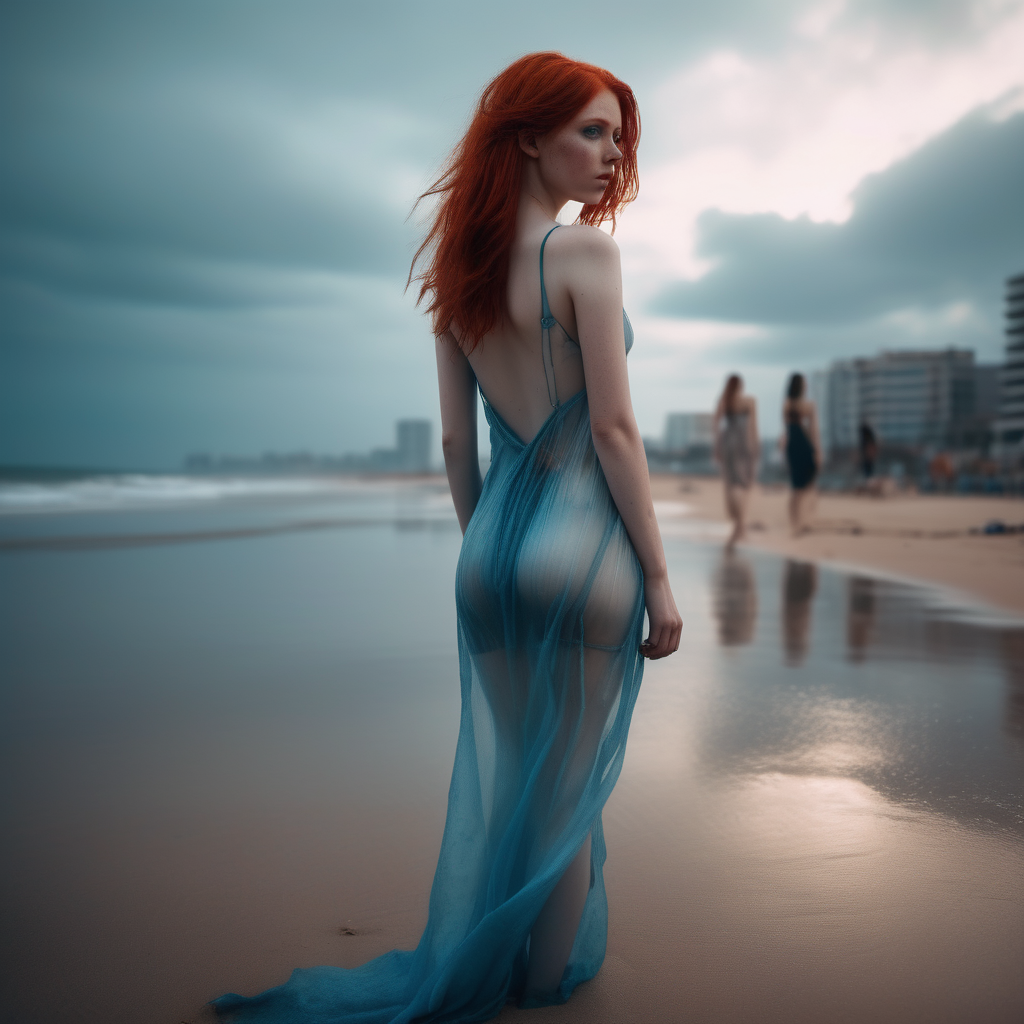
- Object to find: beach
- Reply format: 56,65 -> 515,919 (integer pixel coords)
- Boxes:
650,473 -> 1024,616
1,476 -> 1022,1023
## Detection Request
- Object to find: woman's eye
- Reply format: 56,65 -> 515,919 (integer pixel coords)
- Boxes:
583,126 -> 601,138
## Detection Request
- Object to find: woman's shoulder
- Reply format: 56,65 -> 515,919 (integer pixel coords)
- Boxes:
545,224 -> 620,266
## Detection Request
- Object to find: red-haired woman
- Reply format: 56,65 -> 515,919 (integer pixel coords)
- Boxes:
215,52 -> 680,1022
713,374 -> 759,549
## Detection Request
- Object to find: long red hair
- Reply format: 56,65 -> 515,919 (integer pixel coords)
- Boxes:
410,51 -> 640,350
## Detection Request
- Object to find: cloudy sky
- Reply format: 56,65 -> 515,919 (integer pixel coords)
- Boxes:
2,0 -> 1023,469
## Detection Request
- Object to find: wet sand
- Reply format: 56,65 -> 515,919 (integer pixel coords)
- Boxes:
1,484 -> 1023,1023
650,474 -> 1024,616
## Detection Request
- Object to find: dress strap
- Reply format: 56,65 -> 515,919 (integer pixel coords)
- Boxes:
539,225 -> 561,409
539,225 -> 560,328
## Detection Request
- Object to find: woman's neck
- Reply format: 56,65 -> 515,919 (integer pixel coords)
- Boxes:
518,165 -> 568,227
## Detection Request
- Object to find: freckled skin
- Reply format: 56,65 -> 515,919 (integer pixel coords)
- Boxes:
528,89 -> 624,209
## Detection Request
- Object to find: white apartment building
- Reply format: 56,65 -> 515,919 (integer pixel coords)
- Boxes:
994,273 -> 1024,459
664,412 -> 715,453
816,349 -> 990,458
396,419 -> 433,473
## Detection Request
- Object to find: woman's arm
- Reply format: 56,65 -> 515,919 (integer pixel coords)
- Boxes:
560,227 -> 681,660
436,333 -> 483,533
747,398 -> 759,470
807,401 -> 823,466
712,398 -> 723,463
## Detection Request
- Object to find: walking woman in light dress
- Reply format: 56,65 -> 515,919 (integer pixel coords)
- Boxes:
713,373 -> 758,549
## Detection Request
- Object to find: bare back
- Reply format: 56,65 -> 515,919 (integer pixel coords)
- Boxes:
784,398 -> 816,433
457,224 -> 590,444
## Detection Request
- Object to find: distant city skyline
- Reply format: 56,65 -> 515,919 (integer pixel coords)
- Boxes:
184,419 -> 435,475
812,348 -> 1000,457
2,3 -> 1023,469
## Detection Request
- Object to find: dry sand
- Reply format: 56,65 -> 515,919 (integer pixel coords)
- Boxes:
649,474 -> 1024,617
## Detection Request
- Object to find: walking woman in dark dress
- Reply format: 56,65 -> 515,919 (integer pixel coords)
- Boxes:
782,373 -> 820,536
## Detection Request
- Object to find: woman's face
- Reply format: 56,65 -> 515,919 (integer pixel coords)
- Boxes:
533,89 -> 623,206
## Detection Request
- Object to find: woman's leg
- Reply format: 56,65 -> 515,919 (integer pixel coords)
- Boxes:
524,833 -> 592,998
724,483 -> 741,548
791,486 -> 814,535
521,643 -> 619,1000
731,485 -> 749,544
516,533 -> 637,1002
723,483 -> 739,547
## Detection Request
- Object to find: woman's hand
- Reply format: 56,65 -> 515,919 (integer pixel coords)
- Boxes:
640,574 -> 682,659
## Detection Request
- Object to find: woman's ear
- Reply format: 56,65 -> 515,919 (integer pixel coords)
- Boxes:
518,129 -> 540,158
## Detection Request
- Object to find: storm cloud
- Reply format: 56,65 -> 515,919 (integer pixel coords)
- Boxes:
653,106 -> 1024,327
0,76 -> 416,308
2,0 -> 1023,466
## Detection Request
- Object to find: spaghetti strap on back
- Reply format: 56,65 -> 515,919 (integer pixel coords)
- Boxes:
214,227 -> 646,1023
537,225 -> 634,414
539,225 -> 562,409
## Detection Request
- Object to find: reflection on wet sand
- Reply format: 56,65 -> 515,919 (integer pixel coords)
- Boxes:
1003,630 -> 1024,737
586,546 -> 1024,1022
782,560 -> 817,665
599,756 -> 1024,1024
706,559 -> 1024,832
711,549 -> 757,646
846,575 -> 876,662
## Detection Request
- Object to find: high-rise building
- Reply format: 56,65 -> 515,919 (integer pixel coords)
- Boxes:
974,364 -> 1002,420
994,273 -> 1024,459
396,419 -> 432,473
816,348 -> 992,458
861,349 -> 976,446
814,362 -> 861,455
664,412 -> 714,453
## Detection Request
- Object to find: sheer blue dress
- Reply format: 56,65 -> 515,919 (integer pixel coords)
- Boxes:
214,226 -> 646,1022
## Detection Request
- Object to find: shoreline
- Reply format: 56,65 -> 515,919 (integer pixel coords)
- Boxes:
649,473 -> 1024,618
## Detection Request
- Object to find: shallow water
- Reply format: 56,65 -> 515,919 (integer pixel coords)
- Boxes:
1,479 -> 1022,1024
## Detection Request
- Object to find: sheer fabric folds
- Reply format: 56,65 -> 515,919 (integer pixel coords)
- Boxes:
215,233 -> 645,1023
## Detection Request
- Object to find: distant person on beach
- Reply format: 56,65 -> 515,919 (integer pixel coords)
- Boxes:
215,52 -> 681,1021
713,373 -> 758,549
782,372 -> 820,536
859,421 -> 877,481
929,451 -> 955,492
